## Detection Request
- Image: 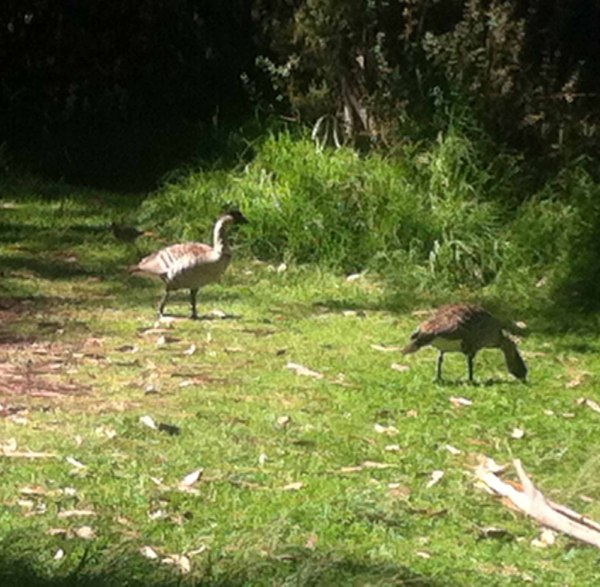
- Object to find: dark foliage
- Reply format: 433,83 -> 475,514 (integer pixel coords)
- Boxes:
0,1 -> 257,189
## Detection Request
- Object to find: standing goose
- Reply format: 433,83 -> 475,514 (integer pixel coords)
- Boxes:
130,210 -> 247,319
402,303 -> 527,382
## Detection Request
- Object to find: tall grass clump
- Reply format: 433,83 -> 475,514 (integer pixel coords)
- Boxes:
139,130 -> 600,315
140,131 -> 510,295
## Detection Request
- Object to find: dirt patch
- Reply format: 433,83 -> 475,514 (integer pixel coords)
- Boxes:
0,341 -> 92,399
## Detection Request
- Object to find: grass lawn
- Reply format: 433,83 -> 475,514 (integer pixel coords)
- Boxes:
1,185 -> 600,586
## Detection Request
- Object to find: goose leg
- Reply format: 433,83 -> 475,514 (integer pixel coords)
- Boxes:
190,288 -> 199,320
436,352 -> 444,382
158,290 -> 170,317
467,354 -> 475,383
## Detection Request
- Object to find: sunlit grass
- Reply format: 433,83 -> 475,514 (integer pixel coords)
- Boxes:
1,184 -> 600,586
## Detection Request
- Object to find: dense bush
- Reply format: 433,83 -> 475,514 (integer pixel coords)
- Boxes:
139,132 -> 600,311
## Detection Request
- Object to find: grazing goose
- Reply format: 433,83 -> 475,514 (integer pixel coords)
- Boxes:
402,303 -> 527,382
110,222 -> 147,243
130,210 -> 247,319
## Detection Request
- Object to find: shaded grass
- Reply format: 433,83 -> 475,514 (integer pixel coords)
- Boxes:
1,186 -> 600,586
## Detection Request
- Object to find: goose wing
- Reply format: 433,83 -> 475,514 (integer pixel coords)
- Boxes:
135,242 -> 215,277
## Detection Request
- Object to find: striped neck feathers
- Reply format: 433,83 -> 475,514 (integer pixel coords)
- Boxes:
212,216 -> 233,256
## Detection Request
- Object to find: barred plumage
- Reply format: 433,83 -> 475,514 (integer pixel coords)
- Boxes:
402,303 -> 527,382
130,210 -> 247,319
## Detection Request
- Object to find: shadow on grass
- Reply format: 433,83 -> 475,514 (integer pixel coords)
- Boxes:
0,546 -> 453,587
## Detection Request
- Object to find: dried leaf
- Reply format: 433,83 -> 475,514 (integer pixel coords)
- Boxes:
362,461 -> 393,469
53,548 -> 65,561
58,509 -> 96,518
140,546 -> 160,560
478,526 -> 513,540
426,470 -> 444,488
282,481 -> 304,491
370,344 -> 402,353
415,551 -> 431,559
1,438 -> 17,452
162,554 -> 191,574
139,415 -> 158,430
286,362 -> 324,379
187,545 -> 208,557
390,363 -> 409,373
511,428 -> 525,439
578,397 -> 600,415
445,444 -> 461,455
384,444 -> 401,452
74,526 -> 96,540
65,456 -> 86,469
373,423 -> 398,436
449,396 -> 473,408
179,468 -> 203,488
183,344 -> 197,356
531,529 -> 557,548
276,415 -> 291,428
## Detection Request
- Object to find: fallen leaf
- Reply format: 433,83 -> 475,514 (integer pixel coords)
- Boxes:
162,554 -> 191,574
276,415 -> 291,428
53,548 -> 65,561
1,438 -> 17,452
187,545 -> 208,557
115,344 -> 139,353
445,444 -> 461,455
415,551 -> 431,559
371,344 -> 402,353
286,362 -> 323,379
390,363 -> 409,373
511,427 -> 525,439
373,423 -> 398,436
276,263 -> 287,274
140,546 -> 160,560
282,481 -> 304,491
183,344 -> 197,356
148,509 -> 168,520
478,526 -> 513,540
426,470 -> 444,488
179,469 -> 203,488
346,272 -> 363,282
406,409 -> 418,418
388,484 -> 411,499
65,456 -> 86,470
58,509 -> 96,518
258,453 -> 268,465
531,528 -> 557,548
449,396 -> 473,408
139,415 -> 158,430
362,461 -> 393,469
577,397 -> 600,414
74,526 -> 96,540
304,534 -> 318,549
384,444 -> 401,452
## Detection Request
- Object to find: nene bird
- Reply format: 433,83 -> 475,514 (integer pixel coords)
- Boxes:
130,210 -> 247,319
402,303 -> 527,383
110,222 -> 147,243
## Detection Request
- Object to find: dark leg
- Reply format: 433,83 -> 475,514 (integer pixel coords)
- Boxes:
436,352 -> 444,382
158,289 -> 169,317
190,288 -> 199,320
467,354 -> 475,383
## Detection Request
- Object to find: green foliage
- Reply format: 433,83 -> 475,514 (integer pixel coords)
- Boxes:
140,131 -> 600,316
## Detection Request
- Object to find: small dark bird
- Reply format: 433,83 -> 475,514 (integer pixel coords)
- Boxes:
402,303 -> 527,383
129,210 -> 248,319
110,222 -> 147,243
